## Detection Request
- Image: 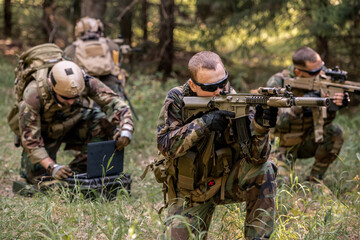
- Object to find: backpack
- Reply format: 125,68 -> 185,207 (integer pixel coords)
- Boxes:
7,43 -> 64,136
73,37 -> 116,76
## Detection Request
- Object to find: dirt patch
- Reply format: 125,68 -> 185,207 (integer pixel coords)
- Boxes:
0,173 -> 22,198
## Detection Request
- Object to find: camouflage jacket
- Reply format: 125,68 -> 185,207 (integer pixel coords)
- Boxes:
157,81 -> 270,166
266,65 -> 336,137
20,77 -> 133,164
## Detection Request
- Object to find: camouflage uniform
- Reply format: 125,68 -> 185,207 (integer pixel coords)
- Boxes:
157,82 -> 277,240
266,65 -> 343,179
19,77 -> 133,184
63,37 -> 126,97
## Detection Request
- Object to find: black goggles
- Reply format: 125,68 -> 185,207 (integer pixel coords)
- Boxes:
58,94 -> 80,100
192,71 -> 229,92
296,62 -> 324,76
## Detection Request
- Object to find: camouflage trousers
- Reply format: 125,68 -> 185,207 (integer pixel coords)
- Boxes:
20,108 -> 114,184
271,123 -> 343,180
161,159 -> 277,240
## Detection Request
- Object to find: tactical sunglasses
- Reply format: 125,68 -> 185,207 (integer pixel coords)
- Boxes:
58,94 -> 80,100
192,71 -> 229,92
296,62 -> 324,76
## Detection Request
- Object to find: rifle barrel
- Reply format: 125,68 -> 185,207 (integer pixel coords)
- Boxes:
293,97 -> 330,107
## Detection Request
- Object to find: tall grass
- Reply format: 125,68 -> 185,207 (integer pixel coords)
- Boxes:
0,56 -> 359,239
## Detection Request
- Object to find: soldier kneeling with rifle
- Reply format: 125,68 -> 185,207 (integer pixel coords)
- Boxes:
267,46 -> 348,184
151,51 -> 278,240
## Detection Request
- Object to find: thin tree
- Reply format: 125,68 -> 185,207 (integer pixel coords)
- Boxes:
42,0 -> 56,43
157,0 -> 175,79
4,0 -> 12,38
117,0 -> 140,44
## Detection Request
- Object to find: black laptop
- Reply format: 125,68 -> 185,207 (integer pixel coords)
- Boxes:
86,140 -> 124,178
61,140 -> 130,198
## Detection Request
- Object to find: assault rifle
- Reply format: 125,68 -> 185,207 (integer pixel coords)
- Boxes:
182,86 -> 329,143
113,35 -> 140,120
283,66 -> 360,99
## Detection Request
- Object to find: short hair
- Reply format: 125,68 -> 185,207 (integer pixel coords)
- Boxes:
292,47 -> 319,67
188,51 -> 224,81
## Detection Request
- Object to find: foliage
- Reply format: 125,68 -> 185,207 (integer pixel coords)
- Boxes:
1,0 -> 359,86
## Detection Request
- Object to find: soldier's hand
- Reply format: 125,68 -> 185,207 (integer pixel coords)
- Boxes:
254,105 -> 278,128
201,110 -> 235,132
116,136 -> 131,151
333,92 -> 347,106
49,164 -> 73,180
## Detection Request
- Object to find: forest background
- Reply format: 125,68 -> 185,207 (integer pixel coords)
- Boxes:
0,0 -> 360,239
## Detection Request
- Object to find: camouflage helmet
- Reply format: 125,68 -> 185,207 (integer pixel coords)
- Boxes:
49,61 -> 85,98
75,16 -> 104,39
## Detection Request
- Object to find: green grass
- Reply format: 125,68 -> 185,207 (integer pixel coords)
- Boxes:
0,56 -> 359,239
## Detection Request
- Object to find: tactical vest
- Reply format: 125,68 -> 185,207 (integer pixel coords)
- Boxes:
142,130 -> 242,212
270,68 -> 326,145
73,37 -> 118,77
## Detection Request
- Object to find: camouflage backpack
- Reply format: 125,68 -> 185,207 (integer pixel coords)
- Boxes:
7,43 -> 64,136
72,37 -> 118,77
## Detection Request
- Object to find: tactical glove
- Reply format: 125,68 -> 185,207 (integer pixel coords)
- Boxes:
201,110 -> 235,132
116,136 -> 131,151
48,164 -> 73,180
254,105 -> 278,128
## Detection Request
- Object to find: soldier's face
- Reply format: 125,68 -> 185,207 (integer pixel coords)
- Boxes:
189,64 -> 228,97
294,54 -> 323,78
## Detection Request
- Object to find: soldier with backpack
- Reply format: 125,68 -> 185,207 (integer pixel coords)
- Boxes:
7,44 -> 134,184
154,51 -> 277,239
63,16 -> 128,98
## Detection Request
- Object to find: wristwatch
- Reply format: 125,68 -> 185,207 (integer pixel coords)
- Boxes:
47,163 -> 60,175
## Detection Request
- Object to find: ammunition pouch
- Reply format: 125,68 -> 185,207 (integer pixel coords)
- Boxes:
274,132 -> 304,147
177,151 -> 197,190
7,102 -> 21,136
177,146 -> 233,203
143,140 -> 236,210
48,112 -> 82,139
273,114 -> 314,147
184,177 -> 223,203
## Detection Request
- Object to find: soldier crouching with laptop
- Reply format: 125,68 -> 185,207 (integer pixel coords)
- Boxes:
15,60 -> 134,184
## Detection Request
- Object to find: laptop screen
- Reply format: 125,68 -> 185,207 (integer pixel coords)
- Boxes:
86,140 -> 124,178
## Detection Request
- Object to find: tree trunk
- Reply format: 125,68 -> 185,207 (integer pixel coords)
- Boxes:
316,35 -> 329,65
42,0 -> 56,43
157,0 -> 175,79
70,0 -> 82,25
141,0 -> 148,41
81,0 -> 107,22
4,0 -> 12,38
119,0 -> 133,44
42,0 -> 69,47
